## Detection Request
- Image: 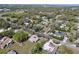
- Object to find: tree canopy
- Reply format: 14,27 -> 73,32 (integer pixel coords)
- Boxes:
13,31 -> 28,42
0,30 -> 15,38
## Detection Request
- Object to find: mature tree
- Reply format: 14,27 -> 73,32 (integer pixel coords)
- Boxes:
31,41 -> 45,54
17,19 -> 24,25
33,24 -> 43,32
0,18 -> 6,28
13,31 -> 28,42
0,30 -> 15,38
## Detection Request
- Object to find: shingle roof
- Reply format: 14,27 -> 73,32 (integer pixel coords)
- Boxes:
7,50 -> 17,54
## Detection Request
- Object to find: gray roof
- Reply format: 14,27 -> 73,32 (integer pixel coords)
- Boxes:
54,31 -> 65,36
7,50 -> 17,54
0,36 -> 3,40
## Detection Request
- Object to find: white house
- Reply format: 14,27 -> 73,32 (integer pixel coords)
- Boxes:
0,29 -> 5,33
24,22 -> 29,26
61,35 -> 68,44
43,40 -> 56,52
60,23 -> 66,28
7,27 -> 12,30
29,35 -> 39,42
14,29 -> 19,33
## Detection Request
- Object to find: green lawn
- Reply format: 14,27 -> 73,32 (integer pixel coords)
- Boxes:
0,40 -> 35,54
0,37 -> 47,54
57,45 -> 75,54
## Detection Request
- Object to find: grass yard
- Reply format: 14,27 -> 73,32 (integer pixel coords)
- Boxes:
0,37 -> 47,54
0,40 -> 35,54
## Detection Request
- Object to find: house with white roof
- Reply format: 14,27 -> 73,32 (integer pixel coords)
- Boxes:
0,29 -> 5,33
60,35 -> 69,45
75,16 -> 79,22
24,22 -> 29,27
29,35 -> 39,43
43,40 -> 57,53
60,23 -> 66,28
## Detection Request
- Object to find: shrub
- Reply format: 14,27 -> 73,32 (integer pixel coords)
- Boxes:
53,36 -> 64,40
53,39 -> 60,44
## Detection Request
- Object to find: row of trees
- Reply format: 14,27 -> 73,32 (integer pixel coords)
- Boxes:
0,30 -> 29,43
2,12 -> 28,19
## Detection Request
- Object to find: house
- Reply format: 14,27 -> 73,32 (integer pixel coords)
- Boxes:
60,35 -> 69,45
60,23 -> 66,28
24,22 -> 29,27
75,16 -> 79,22
55,20 -> 69,30
43,40 -> 57,53
0,29 -> 5,33
0,36 -> 3,41
53,30 -> 65,38
3,8 -> 10,12
63,36 -> 68,43
76,23 -> 79,39
0,8 -> 10,12
0,37 -> 12,49
72,24 -> 79,47
74,38 -> 79,47
28,35 -> 39,42
55,20 -> 65,28
71,8 -> 78,10
0,9 -> 3,12
7,50 -> 17,54
14,29 -> 20,33
7,27 -> 12,30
